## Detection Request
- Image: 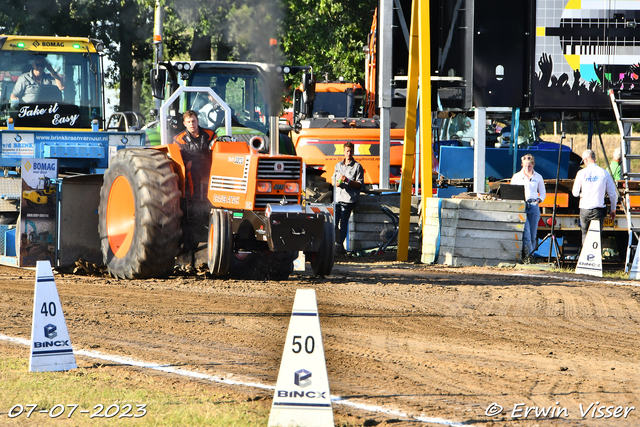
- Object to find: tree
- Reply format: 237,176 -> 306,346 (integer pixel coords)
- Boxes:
279,0 -> 376,83
84,0 -> 154,113
0,0 -> 92,36
1,0 -> 377,117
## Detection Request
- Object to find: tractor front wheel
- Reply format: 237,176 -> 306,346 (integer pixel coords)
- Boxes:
99,148 -> 182,279
310,213 -> 335,276
207,209 -> 232,276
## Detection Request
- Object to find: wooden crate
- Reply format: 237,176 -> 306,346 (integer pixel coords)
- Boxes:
348,194 -> 421,251
422,198 -> 526,266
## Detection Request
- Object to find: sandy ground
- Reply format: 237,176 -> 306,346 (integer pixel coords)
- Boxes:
2,257 -> 640,426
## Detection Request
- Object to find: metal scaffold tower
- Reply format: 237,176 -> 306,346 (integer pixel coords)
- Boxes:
610,90 -> 640,272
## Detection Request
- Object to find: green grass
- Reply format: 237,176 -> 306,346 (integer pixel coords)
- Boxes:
598,270 -> 630,280
0,356 -> 271,426
551,266 -> 631,280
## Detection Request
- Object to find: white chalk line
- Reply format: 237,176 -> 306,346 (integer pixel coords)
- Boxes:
505,271 -> 640,287
0,333 -> 467,426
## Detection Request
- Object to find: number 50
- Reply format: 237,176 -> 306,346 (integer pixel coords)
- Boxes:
292,335 -> 315,354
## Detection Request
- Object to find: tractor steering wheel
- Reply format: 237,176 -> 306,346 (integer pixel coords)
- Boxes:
207,106 -> 225,130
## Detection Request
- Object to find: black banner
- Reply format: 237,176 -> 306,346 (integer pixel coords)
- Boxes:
13,103 -> 81,128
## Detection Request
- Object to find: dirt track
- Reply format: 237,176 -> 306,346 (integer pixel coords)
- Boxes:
2,258 -> 640,426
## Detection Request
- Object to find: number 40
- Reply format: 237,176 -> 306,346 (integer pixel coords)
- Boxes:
41,302 -> 57,317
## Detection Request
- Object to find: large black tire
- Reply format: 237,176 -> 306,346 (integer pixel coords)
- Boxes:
228,252 -> 259,279
99,148 -> 182,279
267,251 -> 297,280
207,209 -> 232,276
227,251 -> 295,280
310,213 -> 335,276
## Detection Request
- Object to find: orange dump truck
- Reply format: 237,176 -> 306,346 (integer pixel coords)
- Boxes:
288,79 -> 406,202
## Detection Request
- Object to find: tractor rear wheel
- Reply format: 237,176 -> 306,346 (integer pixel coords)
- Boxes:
310,213 -> 335,276
207,209 -> 232,276
99,148 -> 182,279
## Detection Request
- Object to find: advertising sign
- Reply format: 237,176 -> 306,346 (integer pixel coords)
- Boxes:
20,158 -> 58,267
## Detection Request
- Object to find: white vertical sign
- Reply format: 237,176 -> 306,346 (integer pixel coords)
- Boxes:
575,219 -> 603,277
268,289 -> 333,427
630,246 -> 640,280
29,261 -> 76,372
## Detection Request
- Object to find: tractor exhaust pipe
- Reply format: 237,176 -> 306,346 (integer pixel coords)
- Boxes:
269,115 -> 279,155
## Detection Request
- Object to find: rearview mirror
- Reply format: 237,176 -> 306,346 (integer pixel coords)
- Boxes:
150,69 -> 166,100
302,72 -> 316,103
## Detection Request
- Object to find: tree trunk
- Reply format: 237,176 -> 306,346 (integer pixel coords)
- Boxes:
118,0 -> 136,112
132,60 -> 143,113
215,39 -> 231,61
190,29 -> 211,61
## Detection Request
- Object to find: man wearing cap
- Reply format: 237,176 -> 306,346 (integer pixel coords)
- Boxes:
11,56 -> 64,104
511,154 -> 546,261
572,149 -> 618,244
609,147 -> 622,181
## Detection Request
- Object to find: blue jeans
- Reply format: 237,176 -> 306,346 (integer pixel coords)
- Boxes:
334,202 -> 354,246
523,202 -> 541,256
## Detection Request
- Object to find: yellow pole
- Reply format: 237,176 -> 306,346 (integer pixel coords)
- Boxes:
397,0 -> 421,261
419,0 -> 432,222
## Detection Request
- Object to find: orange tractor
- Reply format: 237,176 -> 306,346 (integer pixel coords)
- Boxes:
98,85 -> 335,279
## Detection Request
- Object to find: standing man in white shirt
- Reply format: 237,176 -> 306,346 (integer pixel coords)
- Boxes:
333,141 -> 364,254
572,149 -> 618,244
510,154 -> 546,260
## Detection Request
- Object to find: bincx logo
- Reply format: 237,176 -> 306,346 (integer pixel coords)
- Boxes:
44,323 -> 57,339
294,369 -> 312,388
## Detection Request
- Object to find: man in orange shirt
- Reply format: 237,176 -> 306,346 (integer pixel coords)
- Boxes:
173,110 -> 216,263
173,110 -> 215,200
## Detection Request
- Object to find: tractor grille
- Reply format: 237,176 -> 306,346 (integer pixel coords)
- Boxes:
254,195 -> 300,209
257,158 -> 302,179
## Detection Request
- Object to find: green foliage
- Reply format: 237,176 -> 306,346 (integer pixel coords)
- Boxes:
279,0 -> 376,83
0,0 -> 93,36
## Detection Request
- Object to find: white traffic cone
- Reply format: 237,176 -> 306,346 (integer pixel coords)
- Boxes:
268,289 -> 333,427
29,261 -> 77,372
629,246 -> 640,280
575,219 -> 603,277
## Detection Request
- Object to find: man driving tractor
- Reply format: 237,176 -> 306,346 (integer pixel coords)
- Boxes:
173,110 -> 215,265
